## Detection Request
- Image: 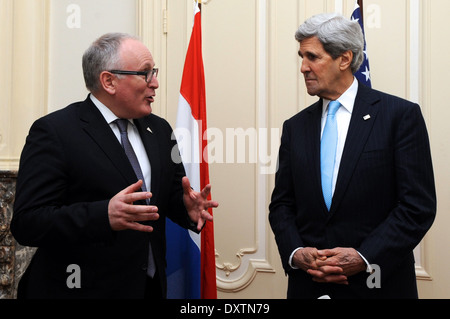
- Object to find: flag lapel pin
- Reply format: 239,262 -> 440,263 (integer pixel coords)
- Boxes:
363,115 -> 371,121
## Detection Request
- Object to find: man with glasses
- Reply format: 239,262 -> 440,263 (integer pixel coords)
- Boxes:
11,33 -> 218,299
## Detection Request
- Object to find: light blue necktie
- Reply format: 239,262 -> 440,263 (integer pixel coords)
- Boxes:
115,119 -> 156,278
321,101 -> 341,210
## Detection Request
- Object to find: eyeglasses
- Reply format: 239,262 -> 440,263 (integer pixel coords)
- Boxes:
109,68 -> 159,83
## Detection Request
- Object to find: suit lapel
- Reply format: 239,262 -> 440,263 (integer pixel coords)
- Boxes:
78,97 -> 138,187
305,100 -> 326,213
330,84 -> 381,214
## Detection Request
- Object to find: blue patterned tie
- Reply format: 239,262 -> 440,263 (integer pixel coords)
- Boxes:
115,119 -> 156,277
321,101 -> 341,210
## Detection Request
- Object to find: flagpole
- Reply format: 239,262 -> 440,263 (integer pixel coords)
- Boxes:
358,0 -> 364,24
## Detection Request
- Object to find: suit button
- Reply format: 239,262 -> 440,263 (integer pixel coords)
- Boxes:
141,264 -> 148,271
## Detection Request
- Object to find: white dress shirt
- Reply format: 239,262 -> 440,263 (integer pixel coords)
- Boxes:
90,94 -> 151,191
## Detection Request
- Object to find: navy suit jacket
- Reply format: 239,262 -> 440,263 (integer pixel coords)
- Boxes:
11,96 -> 195,298
269,83 -> 436,299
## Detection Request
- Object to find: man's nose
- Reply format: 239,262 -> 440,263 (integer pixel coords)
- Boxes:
148,77 -> 159,89
300,59 -> 310,74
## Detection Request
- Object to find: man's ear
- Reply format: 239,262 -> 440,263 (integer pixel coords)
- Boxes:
339,50 -> 353,71
99,71 -> 117,95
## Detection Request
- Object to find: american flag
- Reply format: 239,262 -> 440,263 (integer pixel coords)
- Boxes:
351,1 -> 372,88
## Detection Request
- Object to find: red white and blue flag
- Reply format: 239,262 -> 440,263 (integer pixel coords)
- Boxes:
351,0 -> 372,87
166,0 -> 217,299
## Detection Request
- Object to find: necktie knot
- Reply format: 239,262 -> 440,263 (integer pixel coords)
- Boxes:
115,119 -> 129,134
327,101 -> 341,116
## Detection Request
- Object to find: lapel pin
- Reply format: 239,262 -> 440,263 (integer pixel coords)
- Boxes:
363,115 -> 371,121
147,127 -> 153,134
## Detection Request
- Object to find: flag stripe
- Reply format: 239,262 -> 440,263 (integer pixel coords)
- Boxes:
175,95 -> 202,250
180,5 -> 205,122
165,218 -> 200,298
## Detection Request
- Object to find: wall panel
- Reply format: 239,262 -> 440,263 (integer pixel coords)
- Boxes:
0,0 -> 49,170
416,0 -> 450,299
48,0 -> 137,112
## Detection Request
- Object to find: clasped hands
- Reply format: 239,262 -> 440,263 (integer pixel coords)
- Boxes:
292,247 -> 367,285
108,176 -> 218,233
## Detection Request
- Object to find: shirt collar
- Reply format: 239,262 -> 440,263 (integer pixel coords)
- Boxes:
90,94 -> 133,126
322,77 -> 359,117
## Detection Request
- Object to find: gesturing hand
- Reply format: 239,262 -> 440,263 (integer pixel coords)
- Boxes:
182,177 -> 219,231
108,180 -> 159,232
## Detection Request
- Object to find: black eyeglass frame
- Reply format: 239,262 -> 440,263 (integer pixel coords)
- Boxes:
109,68 -> 159,83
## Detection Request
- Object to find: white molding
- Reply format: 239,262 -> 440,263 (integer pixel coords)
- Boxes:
409,0 -> 420,104
137,0 -> 167,118
335,0 -> 343,14
408,0 -> 432,281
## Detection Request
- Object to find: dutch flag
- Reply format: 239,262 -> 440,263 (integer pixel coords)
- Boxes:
166,0 -> 217,299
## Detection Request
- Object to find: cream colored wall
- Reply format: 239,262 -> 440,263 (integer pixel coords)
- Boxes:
415,0 -> 450,299
1,0 -> 449,299
47,0 -> 138,112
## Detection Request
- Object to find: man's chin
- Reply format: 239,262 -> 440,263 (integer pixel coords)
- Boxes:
143,103 -> 153,114
143,108 -> 153,117
304,83 -> 318,96
133,105 -> 153,118
306,88 -> 318,97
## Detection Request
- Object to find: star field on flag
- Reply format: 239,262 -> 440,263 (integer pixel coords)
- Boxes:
351,2 -> 372,88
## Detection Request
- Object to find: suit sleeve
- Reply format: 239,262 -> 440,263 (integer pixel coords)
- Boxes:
11,117 -> 113,247
269,120 -> 305,272
357,102 -> 436,277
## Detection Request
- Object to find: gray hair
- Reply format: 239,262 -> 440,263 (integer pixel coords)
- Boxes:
82,33 -> 139,92
295,13 -> 364,74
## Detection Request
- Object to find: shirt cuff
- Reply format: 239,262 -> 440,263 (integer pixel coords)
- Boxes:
357,250 -> 373,273
290,248 -> 372,272
289,247 -> 303,269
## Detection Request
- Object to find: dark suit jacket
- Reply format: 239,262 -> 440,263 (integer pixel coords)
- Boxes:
11,96 -> 196,299
269,83 -> 436,299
